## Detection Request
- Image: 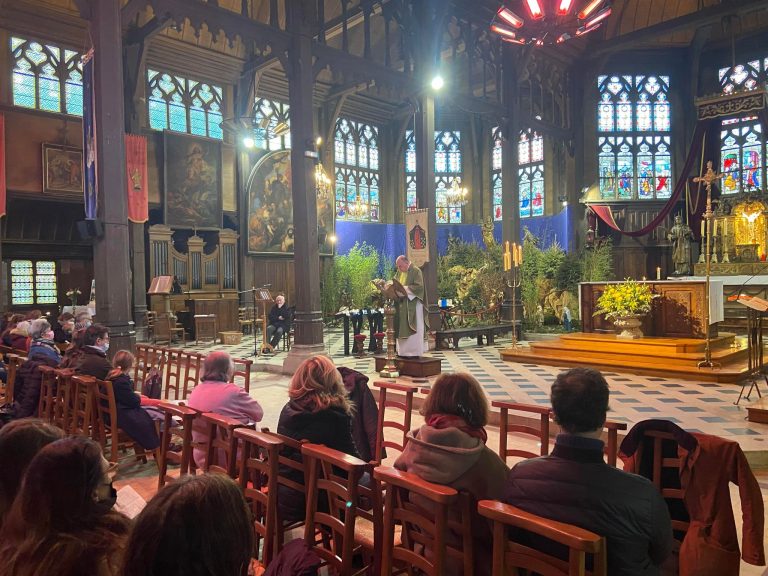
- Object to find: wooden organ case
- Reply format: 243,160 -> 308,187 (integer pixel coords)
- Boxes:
148,226 -> 239,338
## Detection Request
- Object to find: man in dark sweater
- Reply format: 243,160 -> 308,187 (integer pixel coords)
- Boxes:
503,368 -> 673,576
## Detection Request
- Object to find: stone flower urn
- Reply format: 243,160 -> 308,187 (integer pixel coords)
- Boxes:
613,314 -> 645,339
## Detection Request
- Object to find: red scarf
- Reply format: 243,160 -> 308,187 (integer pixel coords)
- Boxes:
426,414 -> 488,444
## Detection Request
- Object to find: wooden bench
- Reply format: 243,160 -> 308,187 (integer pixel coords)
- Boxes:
435,322 -> 516,350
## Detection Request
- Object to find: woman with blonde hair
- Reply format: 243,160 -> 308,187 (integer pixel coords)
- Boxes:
276,355 -> 360,521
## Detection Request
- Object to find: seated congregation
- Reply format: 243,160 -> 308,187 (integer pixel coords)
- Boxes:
0,315 -> 763,576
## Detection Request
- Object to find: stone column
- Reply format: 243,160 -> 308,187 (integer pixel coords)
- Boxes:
89,0 -> 135,352
283,0 -> 325,373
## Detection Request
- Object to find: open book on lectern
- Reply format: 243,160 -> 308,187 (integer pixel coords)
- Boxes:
731,294 -> 768,312
373,278 -> 408,300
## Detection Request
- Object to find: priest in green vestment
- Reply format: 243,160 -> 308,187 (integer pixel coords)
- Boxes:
394,255 -> 429,357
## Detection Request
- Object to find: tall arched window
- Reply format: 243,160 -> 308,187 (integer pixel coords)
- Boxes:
405,130 -> 418,210
435,130 -> 462,223
147,69 -> 223,139
11,37 -> 82,115
718,59 -> 767,194
518,129 -> 544,218
253,98 -> 290,150
597,75 -> 672,200
334,118 -> 380,221
492,126 -> 504,221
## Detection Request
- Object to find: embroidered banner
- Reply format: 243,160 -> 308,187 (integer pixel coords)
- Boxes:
405,208 -> 429,266
0,114 -> 6,218
82,50 -> 98,219
125,134 -> 148,223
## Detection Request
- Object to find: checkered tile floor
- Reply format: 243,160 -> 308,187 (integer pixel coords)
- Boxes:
170,328 -> 768,454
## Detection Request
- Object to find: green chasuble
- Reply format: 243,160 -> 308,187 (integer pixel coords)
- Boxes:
394,264 -> 429,340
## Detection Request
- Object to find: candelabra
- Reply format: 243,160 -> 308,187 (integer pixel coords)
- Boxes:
379,302 -> 400,378
503,241 -> 523,349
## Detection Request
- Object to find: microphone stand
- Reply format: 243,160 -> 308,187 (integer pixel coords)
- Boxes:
237,286 -> 261,358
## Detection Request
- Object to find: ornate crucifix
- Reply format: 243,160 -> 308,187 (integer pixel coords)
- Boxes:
692,160 -> 723,195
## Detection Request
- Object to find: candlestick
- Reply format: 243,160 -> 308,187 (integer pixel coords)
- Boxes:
714,220 -> 718,236
724,218 -> 728,235
656,267 -> 661,280
517,245 -> 523,266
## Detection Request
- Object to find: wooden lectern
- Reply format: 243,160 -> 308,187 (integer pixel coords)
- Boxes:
732,294 -> 767,404
148,276 -> 178,343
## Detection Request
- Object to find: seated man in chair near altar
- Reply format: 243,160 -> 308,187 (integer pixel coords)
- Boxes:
392,255 -> 429,358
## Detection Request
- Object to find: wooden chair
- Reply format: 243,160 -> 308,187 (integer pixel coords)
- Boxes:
156,315 -> 186,346
93,378 -> 149,465
603,419 -> 628,467
70,375 -> 97,437
238,307 -> 255,335
373,381 -> 419,463
164,348 -> 185,400
493,400 -> 552,462
374,465 -> 472,576
51,367 -> 75,431
133,344 -> 166,389
37,365 -> 58,422
179,350 -> 204,400
231,358 -> 253,394
155,400 -> 199,489
198,412 -> 250,476
478,500 -> 606,576
301,443 -> 378,576
145,311 -> 157,343
643,429 -> 690,540
235,428 -> 283,567
1,353 -> 24,406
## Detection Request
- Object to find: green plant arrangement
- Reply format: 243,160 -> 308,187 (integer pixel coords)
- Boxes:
321,242 -> 380,316
593,278 -> 654,321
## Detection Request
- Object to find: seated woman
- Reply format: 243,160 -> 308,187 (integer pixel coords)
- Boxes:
265,294 -> 290,353
8,321 -> 30,352
12,319 -> 62,419
0,419 -> 63,524
1,314 -> 25,347
106,351 -> 160,452
394,372 -> 509,576
72,324 -> 112,380
187,351 -> 264,469
53,312 -> 75,344
277,355 -> 361,522
0,436 -> 130,576
122,473 -> 253,576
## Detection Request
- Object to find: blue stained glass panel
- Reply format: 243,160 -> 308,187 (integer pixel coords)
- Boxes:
519,170 -> 531,218
493,173 -> 502,221
148,98 -> 168,130
169,103 -> 187,132
189,107 -> 207,136
12,71 -> 36,108
38,73 -> 60,112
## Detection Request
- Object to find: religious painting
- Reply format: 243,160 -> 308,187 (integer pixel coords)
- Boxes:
247,150 -> 334,256
42,144 -> 83,195
164,132 -> 222,229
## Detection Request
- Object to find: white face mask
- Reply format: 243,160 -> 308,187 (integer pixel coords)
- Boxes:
44,330 -> 55,340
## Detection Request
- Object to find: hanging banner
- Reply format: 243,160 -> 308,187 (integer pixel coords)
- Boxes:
405,208 -> 429,266
125,134 -> 148,223
0,113 -> 6,218
82,49 -> 98,220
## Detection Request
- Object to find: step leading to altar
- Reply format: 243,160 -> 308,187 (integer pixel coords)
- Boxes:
500,332 -> 753,383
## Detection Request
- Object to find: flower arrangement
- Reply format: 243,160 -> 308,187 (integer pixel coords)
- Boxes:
593,278 -> 654,321
66,288 -> 82,307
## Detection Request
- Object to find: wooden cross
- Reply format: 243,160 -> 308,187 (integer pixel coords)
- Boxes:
693,160 -> 724,194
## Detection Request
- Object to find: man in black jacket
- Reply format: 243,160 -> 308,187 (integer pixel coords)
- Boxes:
503,368 -> 673,576
265,294 -> 291,352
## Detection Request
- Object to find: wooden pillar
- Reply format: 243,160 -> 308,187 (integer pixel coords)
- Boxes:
283,0 -> 325,373
90,0 -> 135,351
501,45 -> 520,323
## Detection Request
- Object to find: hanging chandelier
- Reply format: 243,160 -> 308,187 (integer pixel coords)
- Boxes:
315,163 -> 332,201
346,192 -> 370,219
444,179 -> 469,207
490,0 -> 612,46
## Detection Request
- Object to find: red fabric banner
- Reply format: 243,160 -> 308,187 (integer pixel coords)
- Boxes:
125,134 -> 148,223
0,114 -> 6,218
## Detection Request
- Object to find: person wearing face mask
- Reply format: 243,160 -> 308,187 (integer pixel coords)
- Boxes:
0,437 -> 130,576
10,319 -> 62,419
73,324 -> 113,381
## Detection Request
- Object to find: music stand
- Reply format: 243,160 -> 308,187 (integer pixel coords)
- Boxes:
254,288 -> 274,356
733,294 -> 767,405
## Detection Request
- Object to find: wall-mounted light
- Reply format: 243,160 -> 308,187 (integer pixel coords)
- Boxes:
431,74 -> 445,91
242,137 -> 255,149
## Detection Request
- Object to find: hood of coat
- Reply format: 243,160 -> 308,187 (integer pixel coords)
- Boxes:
338,366 -> 369,393
399,425 -> 485,485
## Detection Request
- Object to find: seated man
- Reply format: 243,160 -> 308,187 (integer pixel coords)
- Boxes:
265,294 -> 290,353
503,367 -> 673,575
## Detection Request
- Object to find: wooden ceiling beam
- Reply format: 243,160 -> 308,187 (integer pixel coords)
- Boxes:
590,0 -> 768,57
122,0 -> 151,24
124,15 -> 172,46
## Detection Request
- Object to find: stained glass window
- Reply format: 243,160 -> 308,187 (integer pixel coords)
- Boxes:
335,118 -> 380,221
492,126 -> 504,221
435,131 -> 462,223
11,37 -> 82,116
147,69 -> 223,139
718,59 -> 768,194
518,129 -> 544,217
253,98 -> 290,150
597,74 -> 672,200
405,130 -> 418,210
10,260 -> 57,305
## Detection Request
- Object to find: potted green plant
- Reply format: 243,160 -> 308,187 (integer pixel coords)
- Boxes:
593,279 -> 655,339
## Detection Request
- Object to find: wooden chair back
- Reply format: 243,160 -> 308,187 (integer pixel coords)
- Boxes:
133,344 -> 166,388
2,353 -> 25,406
93,378 -> 122,463
51,367 -> 74,431
373,381 -> 419,462
234,428 -> 283,567
603,419 -> 628,467
37,365 -> 58,422
301,443 -> 372,576
493,400 -> 552,461
374,466 -> 469,576
155,400 -> 199,489
164,348 -> 185,400
180,351 -> 203,399
238,307 -> 255,335
645,430 -> 690,537
199,412 -> 249,476
145,311 -> 158,343
478,500 -> 606,576
70,375 -> 96,437
231,358 -> 253,394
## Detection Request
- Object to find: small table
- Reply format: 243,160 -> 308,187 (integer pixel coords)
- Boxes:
194,314 -> 218,345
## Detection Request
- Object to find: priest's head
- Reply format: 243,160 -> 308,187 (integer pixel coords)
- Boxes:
396,255 -> 410,272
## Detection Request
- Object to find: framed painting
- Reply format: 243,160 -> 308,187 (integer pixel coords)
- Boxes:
42,144 -> 83,195
164,131 -> 222,229
247,150 -> 335,256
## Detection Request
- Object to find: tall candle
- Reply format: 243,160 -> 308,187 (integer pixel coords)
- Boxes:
724,219 -> 728,235
513,243 -> 518,267
701,219 -> 705,237
714,220 -> 718,236
518,245 -> 523,266
656,266 -> 661,280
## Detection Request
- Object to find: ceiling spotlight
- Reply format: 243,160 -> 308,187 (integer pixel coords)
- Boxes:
496,6 -> 524,28
431,75 -> 445,90
584,6 -> 612,28
578,0 -> 604,19
502,35 -> 527,45
576,22 -> 602,36
315,136 -> 323,146
557,0 -> 574,15
491,22 -> 520,40
242,137 -> 255,149
525,0 -> 544,19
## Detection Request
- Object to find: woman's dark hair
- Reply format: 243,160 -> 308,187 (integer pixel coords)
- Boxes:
0,419 -> 64,522
421,372 -> 489,428
0,437 -> 130,576
83,324 -> 109,346
122,473 -> 253,576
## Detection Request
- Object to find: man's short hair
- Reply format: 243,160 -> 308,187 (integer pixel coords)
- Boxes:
202,351 -> 234,383
550,368 -> 609,434
83,324 -> 108,347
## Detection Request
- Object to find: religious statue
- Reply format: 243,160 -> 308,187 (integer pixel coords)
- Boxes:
667,215 -> 694,276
